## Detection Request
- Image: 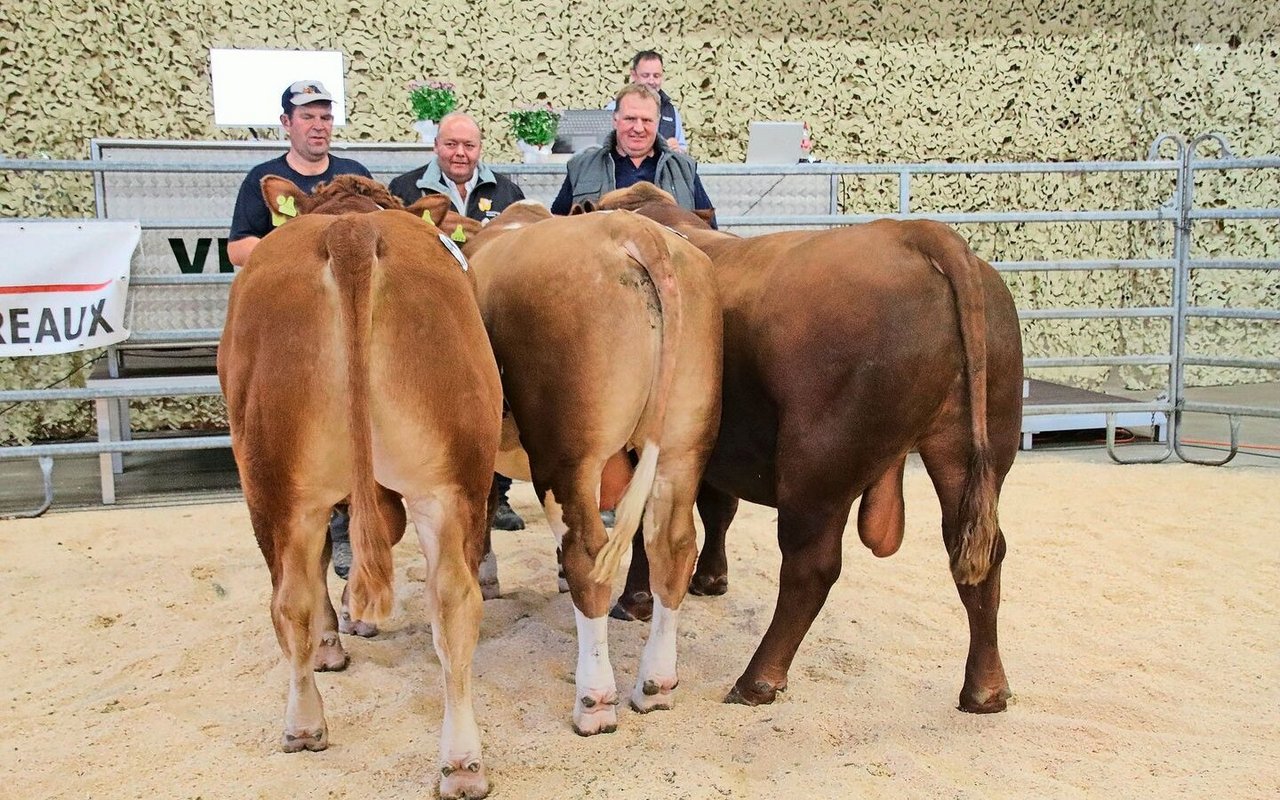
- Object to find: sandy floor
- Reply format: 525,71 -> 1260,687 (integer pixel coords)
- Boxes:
2,453 -> 1277,799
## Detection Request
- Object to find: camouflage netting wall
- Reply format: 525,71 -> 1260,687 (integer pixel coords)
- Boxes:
2,1 -> 1277,443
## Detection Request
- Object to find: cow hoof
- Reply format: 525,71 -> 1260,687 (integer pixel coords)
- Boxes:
339,613 -> 379,638
573,692 -> 619,735
313,634 -> 349,672
724,678 -> 785,706
479,551 -> 501,600
630,677 -> 677,713
609,591 -> 653,622
439,758 -> 489,799
959,684 -> 1012,714
281,726 -> 327,752
689,573 -> 728,596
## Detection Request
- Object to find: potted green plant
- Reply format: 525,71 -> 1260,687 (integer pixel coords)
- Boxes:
508,104 -> 560,163
407,79 -> 458,142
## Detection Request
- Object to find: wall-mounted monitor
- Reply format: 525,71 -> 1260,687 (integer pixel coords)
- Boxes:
210,49 -> 346,127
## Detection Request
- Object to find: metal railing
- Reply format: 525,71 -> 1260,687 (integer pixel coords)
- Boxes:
2,133 -> 1276,515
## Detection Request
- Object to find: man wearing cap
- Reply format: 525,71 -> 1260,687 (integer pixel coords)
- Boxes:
227,80 -> 372,580
388,111 -> 525,225
227,80 -> 372,267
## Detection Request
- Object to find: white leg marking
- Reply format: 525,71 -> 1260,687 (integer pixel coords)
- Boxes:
572,607 -> 618,735
632,594 -> 680,713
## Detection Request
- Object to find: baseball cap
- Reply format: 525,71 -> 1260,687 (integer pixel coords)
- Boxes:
281,80 -> 334,113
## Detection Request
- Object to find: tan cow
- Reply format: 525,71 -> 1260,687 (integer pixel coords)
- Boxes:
457,202 -> 722,735
597,182 -> 1023,715
218,175 -> 500,799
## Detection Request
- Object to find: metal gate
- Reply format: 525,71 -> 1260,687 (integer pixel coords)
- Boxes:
1,133 -> 1276,515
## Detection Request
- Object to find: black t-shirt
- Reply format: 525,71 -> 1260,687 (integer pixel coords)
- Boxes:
228,154 -> 372,241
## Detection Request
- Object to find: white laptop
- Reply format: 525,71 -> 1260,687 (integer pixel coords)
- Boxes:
744,121 -> 806,164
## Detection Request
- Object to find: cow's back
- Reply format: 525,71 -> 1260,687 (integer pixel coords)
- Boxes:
701,220 -> 1021,506
219,209 -> 500,501
469,212 -> 720,461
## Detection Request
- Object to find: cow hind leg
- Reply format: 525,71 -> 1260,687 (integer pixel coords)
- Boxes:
545,480 -> 619,736
918,433 -> 1012,714
258,501 -> 335,752
338,485 -> 405,638
630,470 -> 700,714
610,531 -> 653,622
408,489 -> 489,799
689,481 -> 738,596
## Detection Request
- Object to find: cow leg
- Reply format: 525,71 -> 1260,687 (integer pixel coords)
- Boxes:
918,437 -> 1012,714
689,480 -> 737,596
726,496 -> 849,706
630,472 -> 699,714
309,529 -> 349,672
609,531 -> 653,622
254,499 -> 335,752
338,485 -> 405,639
544,484 -> 619,736
612,480 -> 737,620
477,479 -> 501,600
408,489 -> 489,799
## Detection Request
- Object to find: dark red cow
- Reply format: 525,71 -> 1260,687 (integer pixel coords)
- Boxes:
597,183 -> 1023,713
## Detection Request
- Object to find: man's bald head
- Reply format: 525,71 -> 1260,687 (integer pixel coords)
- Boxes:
435,113 -> 484,185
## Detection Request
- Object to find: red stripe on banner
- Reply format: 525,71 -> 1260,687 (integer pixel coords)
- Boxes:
0,279 -> 114,295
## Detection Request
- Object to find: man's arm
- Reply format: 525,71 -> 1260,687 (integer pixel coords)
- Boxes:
550,176 -> 574,215
692,173 -> 717,230
228,171 -> 269,267
671,107 -> 688,152
227,236 -> 260,267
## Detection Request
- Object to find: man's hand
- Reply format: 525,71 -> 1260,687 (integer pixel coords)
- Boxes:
665,137 -> 685,153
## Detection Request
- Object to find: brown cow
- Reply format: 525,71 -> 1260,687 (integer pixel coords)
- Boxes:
598,182 -> 1023,714
218,175 -> 500,799
458,201 -> 723,735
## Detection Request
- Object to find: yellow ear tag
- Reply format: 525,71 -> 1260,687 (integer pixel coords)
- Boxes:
271,194 -> 298,227
451,224 -> 467,243
422,209 -> 432,221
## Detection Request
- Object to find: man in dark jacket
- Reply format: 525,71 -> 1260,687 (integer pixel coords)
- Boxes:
389,112 -> 524,223
389,111 -> 527,531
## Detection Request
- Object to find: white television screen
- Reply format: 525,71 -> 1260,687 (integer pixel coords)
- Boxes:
210,49 -> 347,127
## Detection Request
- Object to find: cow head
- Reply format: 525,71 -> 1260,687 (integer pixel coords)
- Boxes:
260,174 -> 455,230
594,182 -> 718,232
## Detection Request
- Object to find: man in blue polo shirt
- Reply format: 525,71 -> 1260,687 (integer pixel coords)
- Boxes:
227,79 -> 371,267
227,79 -> 371,580
550,83 -> 715,224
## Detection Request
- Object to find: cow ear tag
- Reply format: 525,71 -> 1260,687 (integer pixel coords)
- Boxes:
422,209 -> 432,221
451,224 -> 467,243
271,195 -> 298,227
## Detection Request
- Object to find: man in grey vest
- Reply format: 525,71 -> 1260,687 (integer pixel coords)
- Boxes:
550,83 -> 715,225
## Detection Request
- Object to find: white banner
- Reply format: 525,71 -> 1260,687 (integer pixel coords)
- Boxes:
0,221 -> 138,356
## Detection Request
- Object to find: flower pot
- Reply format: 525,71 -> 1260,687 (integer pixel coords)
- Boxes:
413,119 -> 438,144
517,140 -> 552,164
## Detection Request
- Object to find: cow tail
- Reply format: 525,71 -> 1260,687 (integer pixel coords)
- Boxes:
590,224 -> 683,584
908,221 -> 1001,586
327,216 -> 395,622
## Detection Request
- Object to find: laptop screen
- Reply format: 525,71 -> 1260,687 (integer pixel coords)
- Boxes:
555,109 -> 614,153
745,121 -> 805,164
